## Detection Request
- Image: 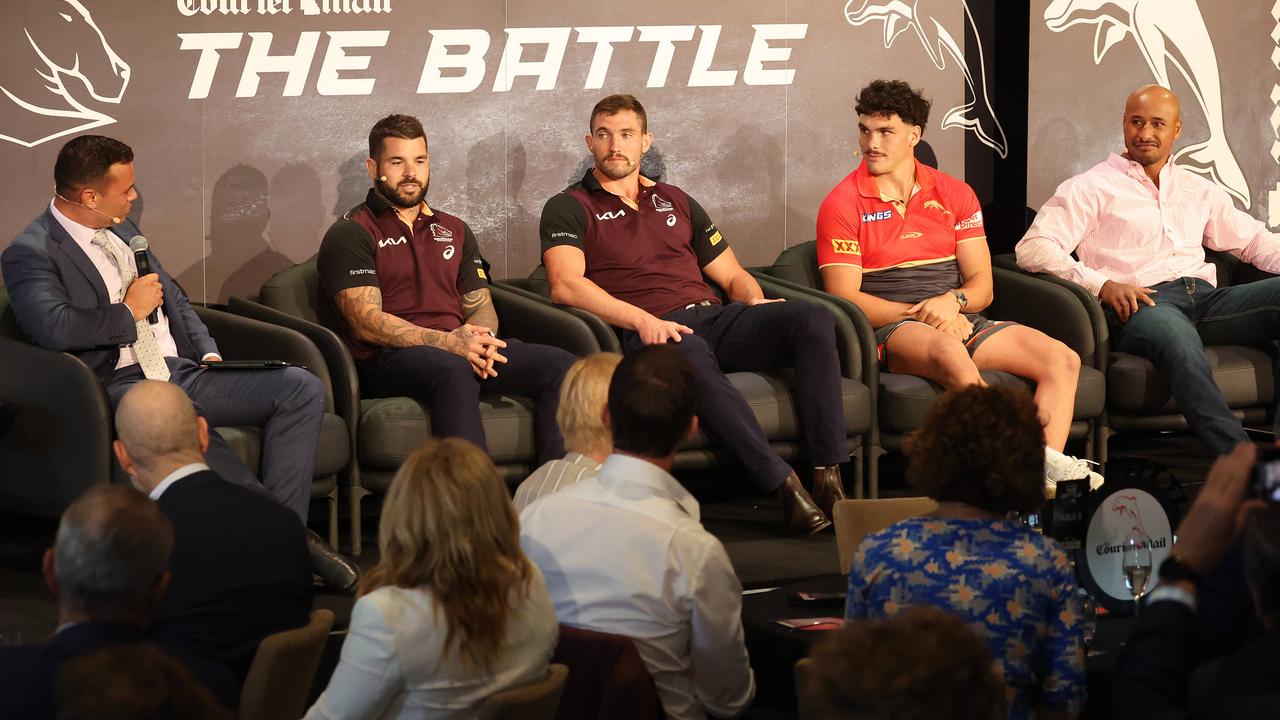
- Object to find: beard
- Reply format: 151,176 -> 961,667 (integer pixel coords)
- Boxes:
376,175 -> 428,208
595,153 -> 639,180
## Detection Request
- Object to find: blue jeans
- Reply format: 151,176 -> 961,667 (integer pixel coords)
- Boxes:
1110,276 -> 1280,456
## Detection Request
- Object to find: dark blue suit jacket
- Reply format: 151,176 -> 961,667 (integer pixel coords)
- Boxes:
0,622 -> 235,719
151,469 -> 312,697
0,209 -> 217,380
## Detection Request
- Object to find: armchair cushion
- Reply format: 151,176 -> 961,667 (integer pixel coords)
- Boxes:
1108,348 -> 1274,414
357,395 -> 537,471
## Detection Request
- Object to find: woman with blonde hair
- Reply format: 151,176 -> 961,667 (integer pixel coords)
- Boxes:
305,438 -> 558,720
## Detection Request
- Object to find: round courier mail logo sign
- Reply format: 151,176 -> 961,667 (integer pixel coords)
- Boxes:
1083,487 -> 1173,604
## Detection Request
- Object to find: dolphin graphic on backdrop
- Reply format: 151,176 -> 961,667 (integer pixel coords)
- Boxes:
0,0 -> 130,148
1044,0 -> 1250,209
1109,494 -> 1147,536
844,0 -> 1009,158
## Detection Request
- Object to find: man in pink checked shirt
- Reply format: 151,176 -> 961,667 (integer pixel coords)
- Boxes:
1017,85 -> 1280,457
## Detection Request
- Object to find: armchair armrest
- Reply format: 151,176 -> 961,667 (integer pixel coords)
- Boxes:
226,296 -> 358,425
193,306 -> 336,413
991,254 -> 1109,368
750,271 -> 877,387
492,281 -> 622,352
0,337 -> 112,516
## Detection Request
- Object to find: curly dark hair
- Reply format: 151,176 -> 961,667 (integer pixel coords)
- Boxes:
906,385 -> 1045,515
855,79 -> 932,130
803,605 -> 1007,720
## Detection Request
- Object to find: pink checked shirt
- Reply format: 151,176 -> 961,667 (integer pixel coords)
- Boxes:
1016,153 -> 1280,296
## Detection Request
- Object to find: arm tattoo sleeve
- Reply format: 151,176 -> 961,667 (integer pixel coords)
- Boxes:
461,287 -> 500,334
333,286 -> 456,351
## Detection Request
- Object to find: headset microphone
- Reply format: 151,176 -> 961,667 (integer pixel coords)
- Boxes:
379,176 -> 387,182
54,192 -> 122,225
129,235 -> 159,324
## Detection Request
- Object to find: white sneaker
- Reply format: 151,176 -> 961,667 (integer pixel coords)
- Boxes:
1044,446 -> 1105,497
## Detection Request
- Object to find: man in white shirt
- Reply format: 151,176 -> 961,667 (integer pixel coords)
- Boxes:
520,345 -> 755,720
112,380 -> 316,705
1017,85 -> 1280,456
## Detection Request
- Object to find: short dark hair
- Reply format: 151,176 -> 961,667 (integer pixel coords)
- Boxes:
369,114 -> 426,159
855,80 -> 932,131
54,135 -> 133,198
56,644 -> 233,720
1243,506 -> 1280,626
906,385 -> 1046,515
591,94 -> 648,134
607,345 -> 695,458
803,605 -> 1007,720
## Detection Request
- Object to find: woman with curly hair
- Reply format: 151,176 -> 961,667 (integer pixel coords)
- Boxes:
844,385 -> 1085,720
305,439 -> 558,720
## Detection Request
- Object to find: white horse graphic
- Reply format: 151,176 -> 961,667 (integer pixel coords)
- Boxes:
844,0 -> 1009,159
1044,0 -> 1251,209
0,0 -> 130,148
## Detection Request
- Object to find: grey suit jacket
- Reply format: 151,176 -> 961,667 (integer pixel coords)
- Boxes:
1,209 -> 217,380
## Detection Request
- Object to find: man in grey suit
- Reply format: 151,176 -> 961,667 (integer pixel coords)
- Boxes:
1,135 -> 353,587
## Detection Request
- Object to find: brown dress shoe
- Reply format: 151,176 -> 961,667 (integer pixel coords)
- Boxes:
775,472 -> 832,534
811,465 -> 847,518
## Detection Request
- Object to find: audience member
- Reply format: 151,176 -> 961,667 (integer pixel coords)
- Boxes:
1018,85 -> 1280,458
541,93 -> 848,533
803,604 -> 1006,720
112,381 -> 313,705
1109,443 -> 1280,719
513,352 -> 622,511
55,644 -> 233,720
305,438 -> 557,719
521,345 -> 756,720
845,385 -> 1084,720
0,484 -> 233,719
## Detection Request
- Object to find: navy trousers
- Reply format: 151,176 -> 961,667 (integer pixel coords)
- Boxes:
358,338 -> 574,464
623,301 -> 849,492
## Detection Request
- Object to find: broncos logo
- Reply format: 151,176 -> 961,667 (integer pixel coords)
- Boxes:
0,0 -> 130,148
1044,0 -> 1250,209
844,0 -> 1009,158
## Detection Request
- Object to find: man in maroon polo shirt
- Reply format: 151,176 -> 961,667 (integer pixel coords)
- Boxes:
319,114 -> 575,462
539,94 -> 848,534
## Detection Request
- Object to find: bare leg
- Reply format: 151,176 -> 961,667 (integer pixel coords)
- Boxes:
884,322 -> 985,390
971,325 -> 1080,451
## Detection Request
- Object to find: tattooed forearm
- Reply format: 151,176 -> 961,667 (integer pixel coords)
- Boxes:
461,287 -> 500,335
334,286 -> 455,351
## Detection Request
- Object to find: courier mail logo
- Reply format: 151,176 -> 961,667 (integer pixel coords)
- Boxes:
1,0 -> 130,148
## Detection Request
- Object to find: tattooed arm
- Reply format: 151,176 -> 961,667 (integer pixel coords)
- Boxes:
461,287 -> 500,336
333,286 -> 506,376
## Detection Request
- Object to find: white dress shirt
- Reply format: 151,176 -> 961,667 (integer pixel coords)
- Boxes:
48,200 -> 183,368
1017,154 -> 1280,296
512,452 -> 602,512
519,454 -> 756,720
147,462 -> 210,500
304,568 -> 558,720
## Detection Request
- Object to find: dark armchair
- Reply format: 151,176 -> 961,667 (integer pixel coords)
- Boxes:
231,257 -> 603,555
764,241 -> 1107,464
993,251 -> 1275,457
498,267 -> 880,496
0,287 -> 350,547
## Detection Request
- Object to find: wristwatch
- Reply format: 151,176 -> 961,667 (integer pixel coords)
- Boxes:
949,289 -> 968,309
1157,555 -> 1204,591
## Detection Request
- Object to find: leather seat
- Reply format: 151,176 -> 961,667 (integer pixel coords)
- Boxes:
499,268 -> 878,496
232,257 -> 602,554
764,241 -> 1107,467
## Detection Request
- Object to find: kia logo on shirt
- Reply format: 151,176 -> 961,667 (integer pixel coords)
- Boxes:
378,236 -> 408,247
595,209 -> 626,221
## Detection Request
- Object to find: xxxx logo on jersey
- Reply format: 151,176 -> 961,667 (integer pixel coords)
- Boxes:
831,238 -> 860,255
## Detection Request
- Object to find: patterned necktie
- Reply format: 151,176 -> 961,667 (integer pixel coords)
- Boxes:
91,229 -> 170,381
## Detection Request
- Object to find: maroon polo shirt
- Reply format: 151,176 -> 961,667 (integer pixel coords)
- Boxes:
318,188 -> 488,362
539,170 -> 728,318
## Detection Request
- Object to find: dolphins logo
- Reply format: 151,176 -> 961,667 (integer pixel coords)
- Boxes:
1043,0 -> 1251,209
1109,493 -> 1147,536
844,0 -> 1009,159
0,0 -> 130,149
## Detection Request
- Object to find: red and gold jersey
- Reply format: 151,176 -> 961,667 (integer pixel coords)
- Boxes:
815,159 -> 986,275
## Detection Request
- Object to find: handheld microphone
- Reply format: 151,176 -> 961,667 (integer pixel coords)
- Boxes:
129,235 -> 158,324
54,192 -> 121,225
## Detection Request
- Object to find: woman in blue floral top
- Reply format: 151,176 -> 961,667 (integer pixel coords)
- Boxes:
845,385 -> 1085,720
